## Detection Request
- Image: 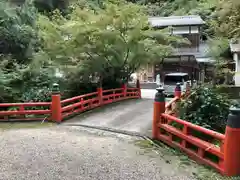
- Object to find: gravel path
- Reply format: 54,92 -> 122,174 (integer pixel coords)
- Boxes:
0,126 -> 197,180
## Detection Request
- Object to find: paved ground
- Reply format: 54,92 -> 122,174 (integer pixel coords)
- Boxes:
141,89 -> 158,99
0,126 -> 197,180
65,99 -> 153,136
64,89 -> 170,136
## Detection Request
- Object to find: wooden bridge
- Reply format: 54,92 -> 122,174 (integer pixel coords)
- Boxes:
0,81 -> 240,177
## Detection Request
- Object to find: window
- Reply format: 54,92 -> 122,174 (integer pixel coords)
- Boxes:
147,64 -> 152,73
164,75 -> 189,84
190,26 -> 199,33
183,75 -> 189,81
172,26 -> 190,34
164,76 -> 183,84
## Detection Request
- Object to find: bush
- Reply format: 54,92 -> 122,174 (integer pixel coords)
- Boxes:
0,1 -> 39,62
0,0 -> 183,104
179,85 -> 231,133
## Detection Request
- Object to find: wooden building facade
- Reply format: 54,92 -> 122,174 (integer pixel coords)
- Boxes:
137,15 -> 212,82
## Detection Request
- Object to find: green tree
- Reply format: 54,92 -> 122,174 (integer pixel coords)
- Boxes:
0,0 -> 38,63
33,0 -> 69,15
206,37 -> 232,85
180,85 -> 231,133
37,2 -> 187,85
214,0 -> 240,39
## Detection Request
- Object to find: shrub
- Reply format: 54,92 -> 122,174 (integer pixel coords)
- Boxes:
179,85 -> 231,133
0,1 -> 39,62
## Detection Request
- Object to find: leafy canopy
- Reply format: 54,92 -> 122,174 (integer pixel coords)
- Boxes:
0,0 -> 38,62
38,1 -> 186,83
214,0 -> 240,39
180,85 -> 231,133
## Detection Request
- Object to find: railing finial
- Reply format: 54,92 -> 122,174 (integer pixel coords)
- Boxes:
52,83 -> 60,94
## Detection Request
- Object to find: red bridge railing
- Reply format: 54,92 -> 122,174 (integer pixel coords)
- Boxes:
153,83 -> 240,177
0,81 -> 141,122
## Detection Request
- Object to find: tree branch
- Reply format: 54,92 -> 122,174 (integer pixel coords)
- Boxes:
119,33 -> 130,66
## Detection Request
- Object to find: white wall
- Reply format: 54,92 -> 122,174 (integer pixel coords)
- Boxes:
172,26 -> 199,35
233,53 -> 240,86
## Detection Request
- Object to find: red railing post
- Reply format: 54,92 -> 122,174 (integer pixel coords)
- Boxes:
19,105 -> 25,119
136,79 -> 141,98
97,87 -> 103,105
224,107 -> 240,176
122,84 -> 127,97
174,83 -> 181,98
51,83 -> 62,123
181,124 -> 189,148
152,87 -> 165,139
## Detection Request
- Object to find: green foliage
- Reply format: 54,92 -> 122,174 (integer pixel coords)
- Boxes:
131,0 -> 240,39
33,0 -> 69,15
135,0 -> 234,84
1,0 -> 186,103
179,85 -> 231,133
206,37 -> 233,84
214,0 -> 240,39
0,0 -> 38,62
0,55 -> 56,103
37,2 -> 184,84
131,0 -> 220,38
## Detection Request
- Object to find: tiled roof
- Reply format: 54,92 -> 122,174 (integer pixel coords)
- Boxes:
149,15 -> 205,27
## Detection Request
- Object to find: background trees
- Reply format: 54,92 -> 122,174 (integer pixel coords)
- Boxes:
1,0 -> 183,102
1,0 -> 239,103
39,2 -> 185,84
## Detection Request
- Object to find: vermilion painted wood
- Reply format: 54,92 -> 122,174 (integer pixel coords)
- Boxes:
0,110 -> 51,115
0,87 -> 140,122
224,126 -> 240,176
161,113 -> 225,140
61,92 -> 98,104
102,88 -> 122,93
51,94 -> 62,123
159,124 -> 224,159
158,113 -> 225,174
127,88 -> 139,91
158,133 -> 224,174
153,86 -> 227,174
0,102 -> 51,107
0,117 -> 50,121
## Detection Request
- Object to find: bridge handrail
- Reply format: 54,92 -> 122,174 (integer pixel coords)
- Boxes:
161,113 -> 225,141
60,87 -> 139,120
102,88 -> 123,93
61,92 -> 98,104
153,83 -> 225,175
127,88 -> 139,91
0,82 -> 141,122
159,113 -> 225,173
0,102 -> 51,121
0,102 -> 51,107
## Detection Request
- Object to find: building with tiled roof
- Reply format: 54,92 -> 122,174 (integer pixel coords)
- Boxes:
136,15 -> 213,83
